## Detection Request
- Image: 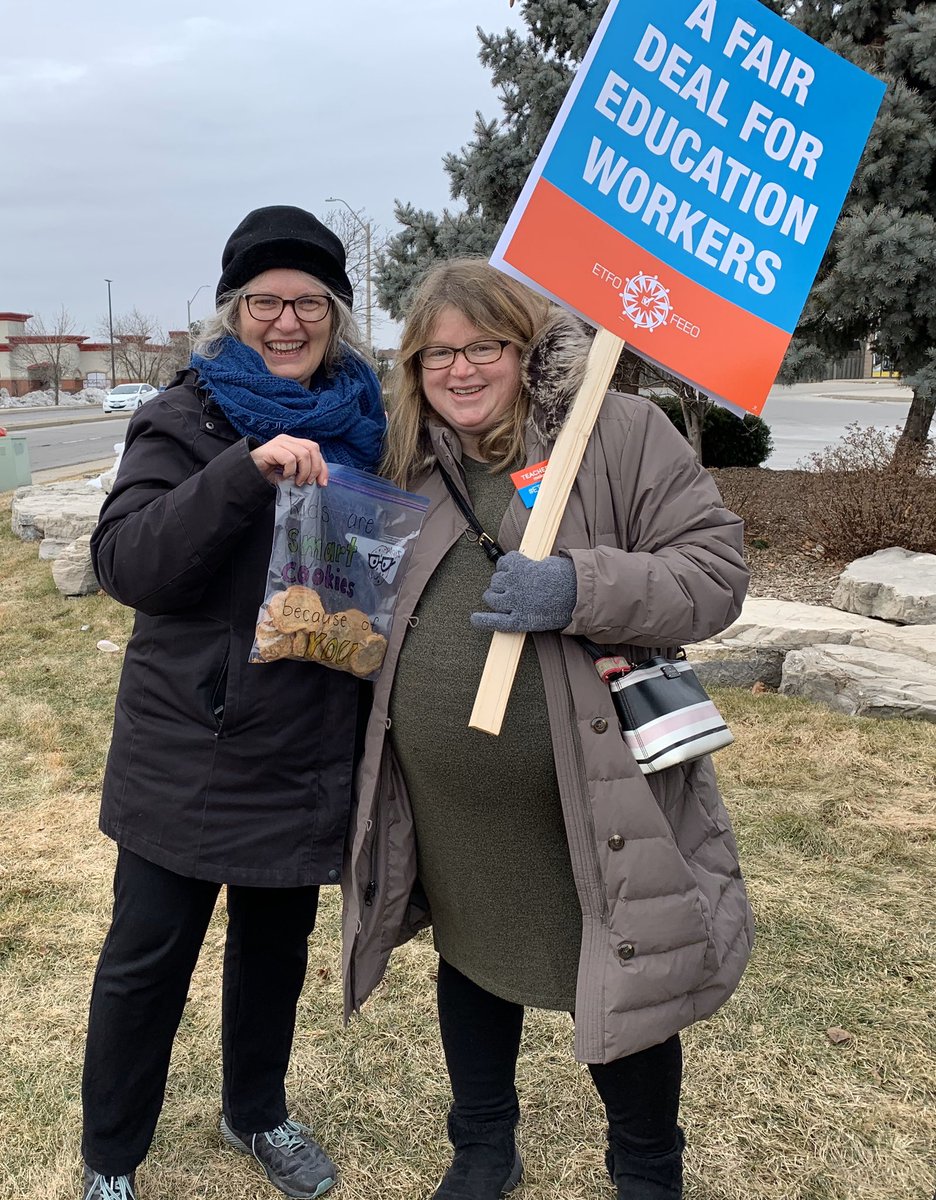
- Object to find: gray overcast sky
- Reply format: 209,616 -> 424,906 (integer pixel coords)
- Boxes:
2,0 -> 523,348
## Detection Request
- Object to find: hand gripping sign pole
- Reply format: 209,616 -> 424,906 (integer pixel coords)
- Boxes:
469,327 -> 624,735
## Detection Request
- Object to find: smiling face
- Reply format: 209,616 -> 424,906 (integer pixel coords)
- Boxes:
237,268 -> 332,387
419,306 -> 521,459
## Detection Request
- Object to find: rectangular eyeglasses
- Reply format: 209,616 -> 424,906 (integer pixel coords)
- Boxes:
418,339 -> 511,369
243,294 -> 333,323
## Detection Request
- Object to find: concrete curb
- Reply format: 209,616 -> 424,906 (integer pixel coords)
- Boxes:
1,409 -> 123,432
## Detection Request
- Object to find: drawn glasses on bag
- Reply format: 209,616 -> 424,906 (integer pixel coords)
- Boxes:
243,294 -> 333,323
417,339 -> 511,369
367,549 -> 398,576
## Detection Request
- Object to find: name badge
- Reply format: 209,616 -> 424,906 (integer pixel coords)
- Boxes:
510,459 -> 548,509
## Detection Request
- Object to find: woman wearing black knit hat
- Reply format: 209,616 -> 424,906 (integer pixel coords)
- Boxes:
79,205 -> 385,1200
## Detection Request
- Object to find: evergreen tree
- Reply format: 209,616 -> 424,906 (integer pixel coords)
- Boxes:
778,1 -> 936,452
376,0 -> 935,450
375,0 -> 605,317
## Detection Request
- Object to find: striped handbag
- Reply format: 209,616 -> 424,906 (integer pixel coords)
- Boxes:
581,644 -> 733,774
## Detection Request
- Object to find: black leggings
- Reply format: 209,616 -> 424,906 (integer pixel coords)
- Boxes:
437,957 -> 682,1155
81,848 -> 319,1176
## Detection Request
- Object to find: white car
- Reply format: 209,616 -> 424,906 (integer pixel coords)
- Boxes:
103,383 -> 159,414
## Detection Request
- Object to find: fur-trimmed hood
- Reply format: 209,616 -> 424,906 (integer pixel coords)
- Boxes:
521,309 -> 594,444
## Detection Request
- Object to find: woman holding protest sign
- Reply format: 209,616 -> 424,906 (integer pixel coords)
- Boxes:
343,258 -> 753,1198
80,205 -> 385,1200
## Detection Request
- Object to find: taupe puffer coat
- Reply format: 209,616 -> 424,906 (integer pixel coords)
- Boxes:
342,317 -> 754,1063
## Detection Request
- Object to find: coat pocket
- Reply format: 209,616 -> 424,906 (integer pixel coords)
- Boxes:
646,762 -> 736,978
209,648 -> 230,730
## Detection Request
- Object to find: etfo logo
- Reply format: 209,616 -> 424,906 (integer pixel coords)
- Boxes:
591,262 -> 701,339
619,272 -> 672,332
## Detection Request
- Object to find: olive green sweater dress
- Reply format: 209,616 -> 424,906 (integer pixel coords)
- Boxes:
389,457 -> 582,1010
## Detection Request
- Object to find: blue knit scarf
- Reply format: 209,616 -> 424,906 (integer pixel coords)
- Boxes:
191,336 -> 386,470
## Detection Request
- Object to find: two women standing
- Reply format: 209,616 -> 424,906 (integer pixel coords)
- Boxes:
83,222 -> 751,1200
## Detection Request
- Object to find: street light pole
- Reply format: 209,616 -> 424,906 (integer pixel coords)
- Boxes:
325,197 -> 372,348
105,278 -> 116,387
187,284 -> 211,349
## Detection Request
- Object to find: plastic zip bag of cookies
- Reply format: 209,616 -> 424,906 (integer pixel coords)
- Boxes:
250,466 -> 429,680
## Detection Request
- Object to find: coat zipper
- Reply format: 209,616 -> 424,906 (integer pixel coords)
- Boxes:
210,648 -> 231,733
506,497 -> 608,1062
359,478 -> 467,918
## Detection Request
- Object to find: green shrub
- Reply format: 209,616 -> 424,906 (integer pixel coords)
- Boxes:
653,397 -> 773,468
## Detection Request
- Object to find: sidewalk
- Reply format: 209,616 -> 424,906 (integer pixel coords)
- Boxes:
768,378 -> 913,404
28,459 -> 115,486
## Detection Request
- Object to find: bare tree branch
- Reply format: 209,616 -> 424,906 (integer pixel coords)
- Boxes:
10,308 -> 81,405
97,309 -> 180,387
322,206 -> 388,343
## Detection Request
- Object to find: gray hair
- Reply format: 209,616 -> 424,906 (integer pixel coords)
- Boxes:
193,278 -> 370,373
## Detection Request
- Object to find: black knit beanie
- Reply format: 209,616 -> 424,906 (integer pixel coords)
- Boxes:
217,205 -> 353,307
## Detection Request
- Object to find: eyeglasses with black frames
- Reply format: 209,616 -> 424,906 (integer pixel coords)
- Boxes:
243,294 -> 333,323
417,339 -> 511,370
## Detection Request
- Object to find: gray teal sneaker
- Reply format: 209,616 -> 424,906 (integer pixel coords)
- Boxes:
82,1165 -> 137,1200
221,1115 -> 337,1198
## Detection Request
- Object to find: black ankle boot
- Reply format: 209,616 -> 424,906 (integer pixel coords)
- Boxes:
605,1127 -> 685,1199
430,1109 -> 523,1199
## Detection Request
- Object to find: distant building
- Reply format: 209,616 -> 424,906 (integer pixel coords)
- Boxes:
0,312 -> 188,395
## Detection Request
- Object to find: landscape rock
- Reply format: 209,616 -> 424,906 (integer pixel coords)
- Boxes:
51,535 -> 99,596
38,539 -> 71,561
11,482 -> 104,542
707,597 -> 877,649
699,600 -> 936,669
689,646 -> 785,690
780,644 -> 936,722
832,548 -> 936,625
849,624 -> 936,667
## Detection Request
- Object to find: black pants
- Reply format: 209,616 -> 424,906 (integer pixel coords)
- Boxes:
437,958 -> 682,1155
81,848 -> 319,1176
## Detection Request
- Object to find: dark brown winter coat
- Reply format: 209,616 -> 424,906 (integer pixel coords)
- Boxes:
343,317 -> 754,1063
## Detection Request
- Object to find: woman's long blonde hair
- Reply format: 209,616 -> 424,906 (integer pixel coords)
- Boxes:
382,258 -> 552,488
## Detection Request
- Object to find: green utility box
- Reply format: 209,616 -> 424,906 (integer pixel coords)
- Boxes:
0,434 -> 33,490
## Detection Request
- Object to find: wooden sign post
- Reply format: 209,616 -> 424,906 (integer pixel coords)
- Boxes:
469,327 -> 624,735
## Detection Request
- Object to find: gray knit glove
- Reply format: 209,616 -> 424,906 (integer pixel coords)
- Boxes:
470,551 -> 578,633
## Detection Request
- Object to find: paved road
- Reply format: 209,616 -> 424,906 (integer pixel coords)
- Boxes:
0,405 -> 111,431
2,377 -> 918,480
4,409 -> 131,474
762,380 -> 913,469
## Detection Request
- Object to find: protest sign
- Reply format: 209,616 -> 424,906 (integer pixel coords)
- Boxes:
491,0 -> 886,414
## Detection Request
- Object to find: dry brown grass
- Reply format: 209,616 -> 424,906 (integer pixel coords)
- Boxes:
1,491 -> 934,1200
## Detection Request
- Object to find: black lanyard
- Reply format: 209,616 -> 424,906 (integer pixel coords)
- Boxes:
438,462 -> 506,563
436,460 -> 626,678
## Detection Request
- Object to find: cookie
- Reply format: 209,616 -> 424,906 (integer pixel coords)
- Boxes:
348,632 -> 388,677
254,615 -> 294,662
267,585 -> 324,633
338,607 -> 374,642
